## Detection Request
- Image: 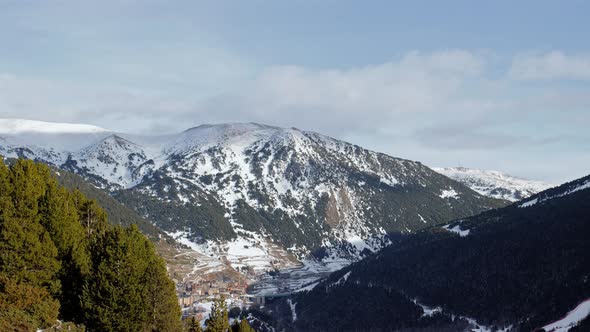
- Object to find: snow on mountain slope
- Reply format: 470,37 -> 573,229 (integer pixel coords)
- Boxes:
541,298 -> 590,332
68,135 -> 151,188
519,176 -> 590,208
0,119 -> 504,278
433,167 -> 551,202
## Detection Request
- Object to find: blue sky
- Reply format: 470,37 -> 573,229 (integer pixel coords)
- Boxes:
1,0 -> 589,182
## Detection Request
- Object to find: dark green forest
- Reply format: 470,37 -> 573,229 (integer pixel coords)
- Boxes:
279,176 -> 590,331
54,169 -> 166,239
0,158 -> 181,331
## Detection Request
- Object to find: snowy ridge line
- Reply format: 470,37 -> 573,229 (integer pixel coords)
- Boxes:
520,179 -> 590,208
434,166 -> 551,202
538,298 -> 590,332
1,119 -> 500,281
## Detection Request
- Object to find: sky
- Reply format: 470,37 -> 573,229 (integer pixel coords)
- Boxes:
1,0 -> 589,183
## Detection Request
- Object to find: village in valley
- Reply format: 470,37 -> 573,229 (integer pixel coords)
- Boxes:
157,235 -> 291,322
175,275 -> 255,320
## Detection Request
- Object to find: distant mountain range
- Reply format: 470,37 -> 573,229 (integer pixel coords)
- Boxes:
433,166 -> 552,202
278,174 -> 590,332
0,119 -> 504,272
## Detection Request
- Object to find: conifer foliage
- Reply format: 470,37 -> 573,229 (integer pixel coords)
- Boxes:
205,296 -> 230,332
230,317 -> 256,332
188,316 -> 203,332
0,159 -> 182,331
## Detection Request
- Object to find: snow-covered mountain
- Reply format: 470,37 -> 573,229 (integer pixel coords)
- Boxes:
432,167 -> 551,202
0,119 -> 504,274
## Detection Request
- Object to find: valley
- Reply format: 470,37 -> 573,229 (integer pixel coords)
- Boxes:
1,119 -> 578,331
3,4 -> 588,331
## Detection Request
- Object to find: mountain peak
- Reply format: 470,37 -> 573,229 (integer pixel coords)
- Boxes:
101,134 -> 140,148
433,166 -> 551,201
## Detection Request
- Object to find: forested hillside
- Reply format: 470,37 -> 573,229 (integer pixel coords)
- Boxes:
54,168 -> 165,239
281,175 -> 590,331
0,158 -> 181,331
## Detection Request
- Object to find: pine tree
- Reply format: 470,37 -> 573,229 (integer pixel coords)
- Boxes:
38,178 -> 90,322
82,225 -> 182,331
0,160 -> 61,292
144,245 -> 183,331
230,317 -> 255,332
81,226 -> 150,331
0,159 -> 61,329
238,317 -> 255,332
0,159 -> 182,331
188,316 -> 203,332
230,320 -> 239,332
72,190 -> 108,238
0,274 -> 60,331
205,296 -> 230,332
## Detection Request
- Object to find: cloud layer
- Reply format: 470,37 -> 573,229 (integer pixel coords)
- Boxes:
509,51 -> 590,80
1,49 -> 589,183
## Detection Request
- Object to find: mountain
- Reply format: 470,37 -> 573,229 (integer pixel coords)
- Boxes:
0,119 -> 505,273
433,166 -> 551,202
278,175 -> 590,331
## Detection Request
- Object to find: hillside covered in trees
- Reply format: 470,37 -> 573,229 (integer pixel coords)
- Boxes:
0,158 -> 181,331
272,175 -> 590,331
54,168 -> 166,239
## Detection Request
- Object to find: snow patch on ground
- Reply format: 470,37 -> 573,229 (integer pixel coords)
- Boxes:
442,224 -> 470,237
167,229 -> 293,273
411,299 -> 442,317
346,234 -> 372,252
287,299 -> 297,322
461,318 -> 512,332
440,189 -> 459,199
295,281 -> 319,292
541,298 -> 590,332
331,271 -> 351,287
519,197 -> 538,208
411,298 -> 512,331
379,176 -> 398,187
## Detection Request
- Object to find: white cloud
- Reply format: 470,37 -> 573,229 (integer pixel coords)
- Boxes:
1,50 -> 589,182
509,51 -> 590,80
201,50 -> 489,135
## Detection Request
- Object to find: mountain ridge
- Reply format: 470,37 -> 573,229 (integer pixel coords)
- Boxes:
0,119 -> 506,274
433,166 -> 551,201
